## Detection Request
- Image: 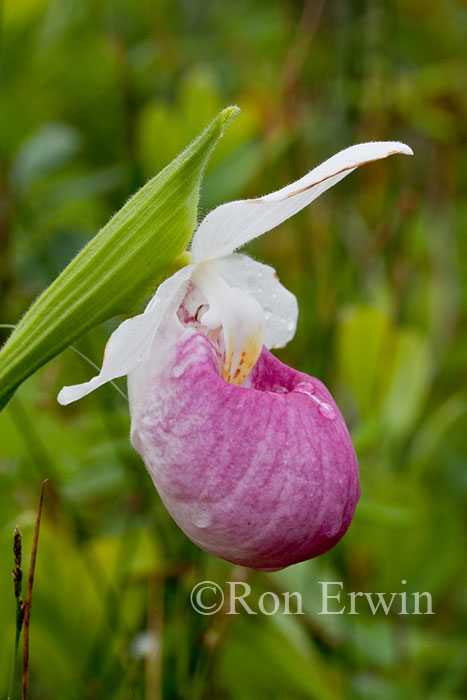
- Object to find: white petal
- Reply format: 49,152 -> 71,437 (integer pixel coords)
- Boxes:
192,262 -> 265,385
57,265 -> 193,405
213,254 -> 298,349
191,141 -> 413,260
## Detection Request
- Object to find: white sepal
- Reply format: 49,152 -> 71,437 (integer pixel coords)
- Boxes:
214,254 -> 298,349
190,141 -> 413,261
57,265 -> 193,405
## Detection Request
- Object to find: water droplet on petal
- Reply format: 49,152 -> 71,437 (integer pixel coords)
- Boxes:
294,382 -> 315,396
318,403 -> 336,421
264,310 -> 272,321
191,508 -> 211,528
275,386 -> 288,393
293,383 -> 336,420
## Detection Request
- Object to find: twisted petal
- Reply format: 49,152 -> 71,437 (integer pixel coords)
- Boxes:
57,265 -> 193,404
191,141 -> 413,260
213,254 -> 298,349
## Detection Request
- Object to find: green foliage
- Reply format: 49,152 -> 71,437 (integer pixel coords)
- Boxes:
1,1 -> 466,699
0,106 -> 238,409
337,306 -> 432,438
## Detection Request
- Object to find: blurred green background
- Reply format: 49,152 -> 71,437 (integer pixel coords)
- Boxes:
1,0 -> 466,698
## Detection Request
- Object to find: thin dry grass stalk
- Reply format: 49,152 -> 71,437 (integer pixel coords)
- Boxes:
22,479 -> 48,700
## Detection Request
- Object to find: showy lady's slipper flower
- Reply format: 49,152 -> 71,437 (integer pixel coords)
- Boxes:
58,141 -> 412,571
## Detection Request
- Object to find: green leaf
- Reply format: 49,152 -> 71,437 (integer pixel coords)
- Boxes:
337,306 -> 393,417
380,329 -> 432,438
337,306 -> 433,437
0,106 -> 239,410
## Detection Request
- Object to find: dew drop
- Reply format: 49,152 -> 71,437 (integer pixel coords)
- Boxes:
293,382 -> 315,396
293,383 -> 336,420
318,402 -> 336,421
191,508 -> 211,528
264,310 -> 272,321
275,386 -> 288,393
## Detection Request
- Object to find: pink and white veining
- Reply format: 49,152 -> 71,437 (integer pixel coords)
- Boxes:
129,330 -> 360,571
